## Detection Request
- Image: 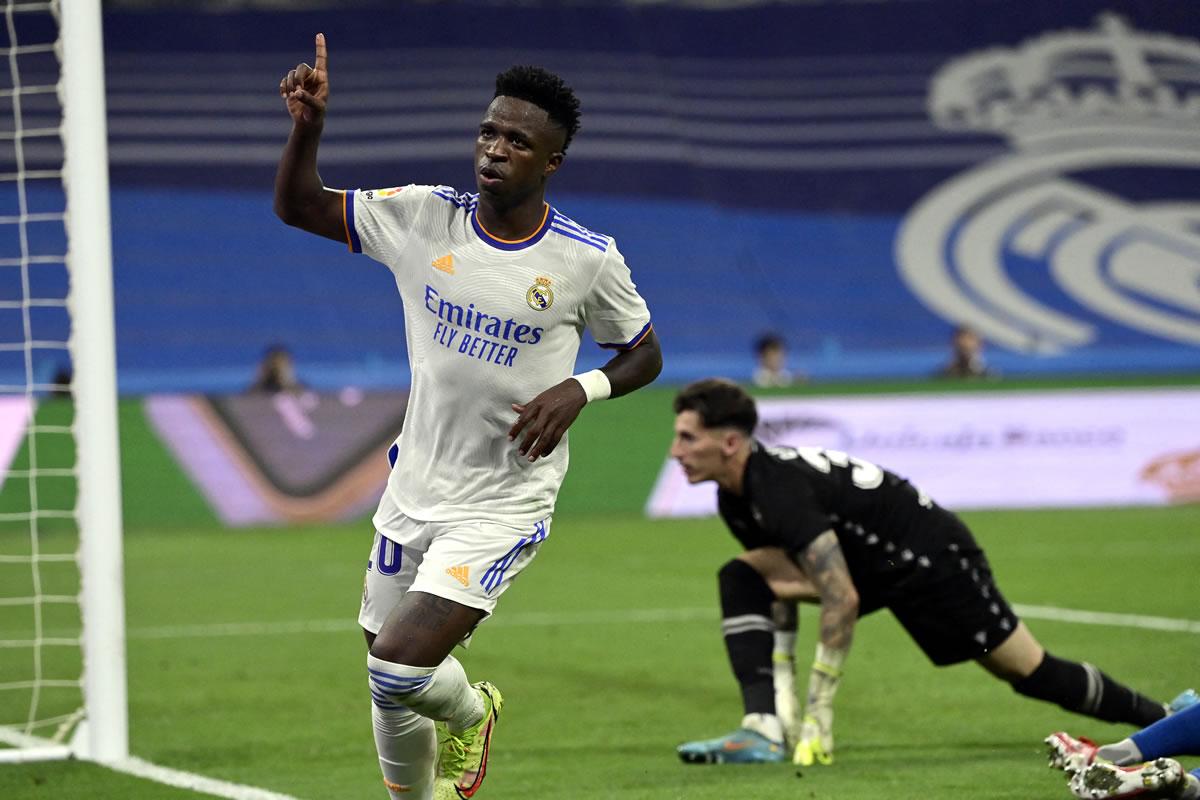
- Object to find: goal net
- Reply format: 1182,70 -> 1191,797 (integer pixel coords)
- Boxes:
0,0 -> 126,764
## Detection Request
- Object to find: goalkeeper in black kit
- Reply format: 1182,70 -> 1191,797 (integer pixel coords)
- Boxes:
668,378 -> 1193,766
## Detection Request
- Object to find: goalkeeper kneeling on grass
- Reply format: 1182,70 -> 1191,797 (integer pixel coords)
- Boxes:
668,379 -> 1195,767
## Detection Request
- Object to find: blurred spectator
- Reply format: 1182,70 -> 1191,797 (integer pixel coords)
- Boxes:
248,344 -> 304,393
752,333 -> 799,388
937,325 -> 994,379
50,363 -> 72,399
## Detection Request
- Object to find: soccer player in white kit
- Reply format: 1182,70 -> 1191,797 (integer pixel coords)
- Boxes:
275,35 -> 663,800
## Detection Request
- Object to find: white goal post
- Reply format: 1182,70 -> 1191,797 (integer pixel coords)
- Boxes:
0,0 -> 127,765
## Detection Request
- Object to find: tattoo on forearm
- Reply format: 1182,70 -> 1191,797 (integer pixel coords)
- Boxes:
801,530 -> 857,651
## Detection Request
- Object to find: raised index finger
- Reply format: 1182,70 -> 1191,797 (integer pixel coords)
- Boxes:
313,32 -> 328,78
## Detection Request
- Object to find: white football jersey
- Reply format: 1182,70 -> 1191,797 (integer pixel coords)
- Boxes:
346,184 -> 652,526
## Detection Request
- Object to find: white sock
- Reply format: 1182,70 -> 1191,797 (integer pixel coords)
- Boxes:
372,704 -> 436,800
1097,738 -> 1143,766
773,678 -> 798,739
741,712 -> 785,743
1180,773 -> 1200,800
367,654 -> 485,732
773,631 -> 797,660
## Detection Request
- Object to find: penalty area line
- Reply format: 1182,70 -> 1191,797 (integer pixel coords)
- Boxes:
122,604 -> 1200,640
105,756 -> 301,800
125,607 -> 719,639
1012,604 -> 1200,635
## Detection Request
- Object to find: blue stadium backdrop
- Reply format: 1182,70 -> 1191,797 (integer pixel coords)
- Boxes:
75,1 -> 1200,391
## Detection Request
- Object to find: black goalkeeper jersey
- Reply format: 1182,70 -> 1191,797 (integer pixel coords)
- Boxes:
717,441 -> 984,610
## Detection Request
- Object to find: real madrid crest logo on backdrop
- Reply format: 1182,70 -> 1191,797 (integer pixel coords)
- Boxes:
526,276 -> 554,311
896,14 -> 1200,353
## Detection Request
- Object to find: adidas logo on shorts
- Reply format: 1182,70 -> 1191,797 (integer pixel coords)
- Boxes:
446,565 -> 470,587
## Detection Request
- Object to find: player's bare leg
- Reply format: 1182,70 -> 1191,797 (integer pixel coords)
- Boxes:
366,592 -> 491,800
976,621 -> 1043,681
978,623 -> 1166,727
371,591 -> 485,667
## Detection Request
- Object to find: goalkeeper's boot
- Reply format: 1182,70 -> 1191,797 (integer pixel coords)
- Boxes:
1045,731 -> 1099,774
434,682 -> 503,799
677,715 -> 786,765
1167,688 -> 1199,714
1069,758 -> 1193,799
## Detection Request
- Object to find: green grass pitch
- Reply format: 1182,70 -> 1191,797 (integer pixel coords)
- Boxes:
2,504 -> 1198,799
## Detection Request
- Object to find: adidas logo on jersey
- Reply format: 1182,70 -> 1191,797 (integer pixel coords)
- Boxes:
432,253 -> 454,274
446,565 -> 470,587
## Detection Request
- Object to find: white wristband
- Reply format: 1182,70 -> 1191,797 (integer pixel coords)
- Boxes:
571,369 -> 611,404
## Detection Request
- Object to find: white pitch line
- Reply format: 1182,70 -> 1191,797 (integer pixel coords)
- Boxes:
1013,604 -> 1200,635
11,604 -> 1193,799
128,619 -> 353,639
122,604 -> 1200,641
0,728 -> 300,799
125,607 -> 717,639
103,757 -> 301,800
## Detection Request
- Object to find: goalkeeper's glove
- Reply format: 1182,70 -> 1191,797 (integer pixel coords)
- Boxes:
793,643 -> 846,767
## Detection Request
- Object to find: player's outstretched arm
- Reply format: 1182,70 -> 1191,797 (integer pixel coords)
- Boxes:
508,329 -> 662,462
794,530 -> 859,767
274,32 -> 345,243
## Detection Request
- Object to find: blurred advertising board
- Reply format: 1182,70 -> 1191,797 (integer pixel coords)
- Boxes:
647,387 -> 1200,517
145,390 -> 406,526
0,396 -> 30,492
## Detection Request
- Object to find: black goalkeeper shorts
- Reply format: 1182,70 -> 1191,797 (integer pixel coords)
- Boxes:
885,534 -> 1021,667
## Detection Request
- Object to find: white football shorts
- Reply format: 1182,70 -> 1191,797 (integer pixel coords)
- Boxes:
357,512 -> 551,636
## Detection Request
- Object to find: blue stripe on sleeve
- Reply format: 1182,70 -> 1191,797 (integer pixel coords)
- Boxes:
549,225 -> 608,252
551,213 -> 608,246
598,321 -> 652,350
344,189 -> 362,254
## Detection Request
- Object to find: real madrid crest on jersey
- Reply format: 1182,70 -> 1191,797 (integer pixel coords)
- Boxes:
526,276 -> 554,311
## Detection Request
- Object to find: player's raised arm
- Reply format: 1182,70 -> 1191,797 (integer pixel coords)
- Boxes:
793,529 -> 858,768
274,33 -> 346,243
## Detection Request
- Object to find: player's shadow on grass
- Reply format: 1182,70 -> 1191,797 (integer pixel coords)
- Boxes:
844,737 -> 1036,763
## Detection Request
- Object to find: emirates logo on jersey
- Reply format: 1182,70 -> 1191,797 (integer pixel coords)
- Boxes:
526,276 -> 554,311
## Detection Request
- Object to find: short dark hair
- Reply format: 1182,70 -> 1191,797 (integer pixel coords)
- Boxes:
673,378 -> 758,436
754,332 -> 785,356
494,65 -> 581,151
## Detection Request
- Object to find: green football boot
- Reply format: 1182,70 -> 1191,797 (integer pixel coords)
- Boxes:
434,682 -> 503,799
